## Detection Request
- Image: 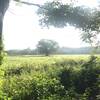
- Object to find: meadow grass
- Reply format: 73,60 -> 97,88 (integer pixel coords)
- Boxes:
5,54 -> 91,63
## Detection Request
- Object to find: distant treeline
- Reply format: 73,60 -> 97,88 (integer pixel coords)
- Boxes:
6,48 -> 38,56
58,47 -> 100,54
6,47 -> 100,55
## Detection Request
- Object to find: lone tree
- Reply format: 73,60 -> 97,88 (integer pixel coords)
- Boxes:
36,39 -> 59,56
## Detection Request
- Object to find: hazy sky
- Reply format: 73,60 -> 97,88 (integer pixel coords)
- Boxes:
3,0 -> 99,50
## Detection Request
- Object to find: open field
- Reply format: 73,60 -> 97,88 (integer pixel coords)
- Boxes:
0,55 -> 100,100
4,54 -> 100,64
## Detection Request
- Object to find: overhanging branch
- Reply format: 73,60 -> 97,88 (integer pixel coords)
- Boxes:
14,0 -> 43,9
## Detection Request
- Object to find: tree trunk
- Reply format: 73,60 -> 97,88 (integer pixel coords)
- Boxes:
0,14 -> 3,64
0,0 -> 9,64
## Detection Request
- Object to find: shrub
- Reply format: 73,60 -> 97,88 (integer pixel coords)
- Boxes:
74,56 -> 100,99
58,67 -> 74,90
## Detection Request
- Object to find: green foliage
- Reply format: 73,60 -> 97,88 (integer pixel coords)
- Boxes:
74,56 -> 100,99
58,67 -> 75,91
2,73 -> 65,100
37,39 -> 59,56
37,1 -> 91,29
0,40 -> 5,65
0,55 -> 100,99
37,1 -> 100,46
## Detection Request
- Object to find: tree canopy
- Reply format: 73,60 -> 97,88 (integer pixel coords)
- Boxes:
37,39 -> 59,56
37,1 -> 100,46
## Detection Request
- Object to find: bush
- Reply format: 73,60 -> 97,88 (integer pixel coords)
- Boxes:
74,56 -> 100,99
1,55 -> 100,100
58,67 -> 74,90
2,72 -> 66,100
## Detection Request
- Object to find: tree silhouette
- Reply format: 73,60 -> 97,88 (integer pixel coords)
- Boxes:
37,39 -> 59,56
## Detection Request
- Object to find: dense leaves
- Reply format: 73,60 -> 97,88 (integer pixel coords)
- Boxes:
0,55 -> 100,99
37,39 -> 59,56
37,1 -> 100,46
37,1 -> 92,29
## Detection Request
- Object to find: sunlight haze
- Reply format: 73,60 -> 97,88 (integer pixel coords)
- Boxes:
3,0 -> 98,50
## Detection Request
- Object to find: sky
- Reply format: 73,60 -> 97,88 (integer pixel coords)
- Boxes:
3,0 -> 99,50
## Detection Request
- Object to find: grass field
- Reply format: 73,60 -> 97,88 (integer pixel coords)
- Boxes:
3,55 -> 93,64
0,55 -> 100,100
